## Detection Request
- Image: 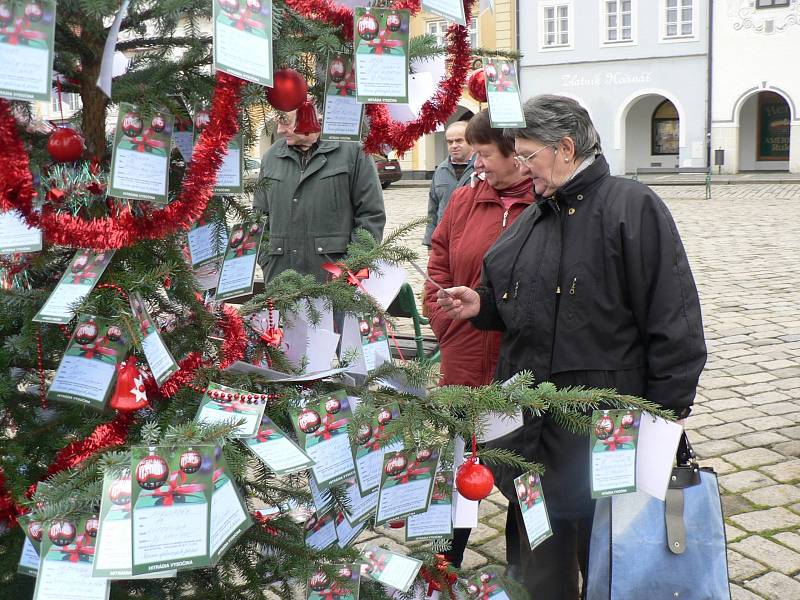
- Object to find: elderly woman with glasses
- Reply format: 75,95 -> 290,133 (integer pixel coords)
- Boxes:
436,95 -> 706,599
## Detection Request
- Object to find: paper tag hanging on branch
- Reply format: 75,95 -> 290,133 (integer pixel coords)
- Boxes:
96,0 -> 130,98
354,7 -> 410,104
321,52 -> 362,143
213,0 -> 273,86
0,0 -> 57,102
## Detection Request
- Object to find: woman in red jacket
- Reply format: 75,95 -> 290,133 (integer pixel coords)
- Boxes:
425,109 -> 532,571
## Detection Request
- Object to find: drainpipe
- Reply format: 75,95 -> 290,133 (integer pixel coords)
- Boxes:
706,0 -> 714,168
515,0 -> 520,53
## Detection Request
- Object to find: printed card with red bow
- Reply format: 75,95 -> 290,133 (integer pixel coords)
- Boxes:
129,291 -> 179,386
304,509 -> 338,551
375,448 -> 440,526
194,381 -> 265,438
360,547 -> 422,594
353,8 -> 410,104
209,453 -> 253,565
108,102 -> 174,204
47,314 -> 131,410
306,562 -> 361,600
352,403 -> 403,495
321,52 -> 363,143
215,220 -> 265,302
405,469 -> 455,542
213,0 -> 273,86
463,570 -> 512,600
209,133 -> 244,195
291,391 -> 356,491
34,514 -> 110,600
590,409 -> 641,499
0,209 -> 42,254
0,0 -> 56,102
484,58 -> 525,129
245,414 -> 314,475
130,445 -> 215,575
513,470 -> 552,551
93,469 -> 138,578
33,249 -> 115,324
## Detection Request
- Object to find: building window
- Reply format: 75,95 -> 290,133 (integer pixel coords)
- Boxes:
652,100 -> 679,155
543,4 -> 570,47
664,0 -> 693,38
427,17 -> 478,48
604,0 -> 633,42
51,92 -> 81,114
756,0 -> 790,8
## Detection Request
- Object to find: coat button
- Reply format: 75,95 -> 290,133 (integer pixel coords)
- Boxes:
577,194 -> 584,200
568,207 -> 576,215
317,247 -> 323,252
292,249 -> 297,254
292,198 -> 298,203
276,247 -> 282,252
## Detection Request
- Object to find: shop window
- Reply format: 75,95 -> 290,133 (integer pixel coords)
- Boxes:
652,99 -> 679,155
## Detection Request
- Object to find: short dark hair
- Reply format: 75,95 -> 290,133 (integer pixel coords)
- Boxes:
465,109 -> 516,157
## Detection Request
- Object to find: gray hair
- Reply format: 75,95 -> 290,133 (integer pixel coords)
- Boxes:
505,95 -> 602,159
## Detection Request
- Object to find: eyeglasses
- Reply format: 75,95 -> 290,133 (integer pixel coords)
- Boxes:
514,145 -> 554,166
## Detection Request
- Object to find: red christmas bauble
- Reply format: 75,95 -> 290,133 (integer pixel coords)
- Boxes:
218,0 -> 239,14
109,476 -> 132,505
480,572 -> 492,583
516,482 -> 527,501
595,415 -> 615,440
356,423 -> 373,445
106,325 -> 123,341
388,519 -> 405,529
122,112 -> 143,138
27,521 -> 43,541
48,520 -> 76,547
229,228 -> 245,248
265,68 -> 308,112
150,115 -> 166,132
309,571 -> 329,591
621,412 -> 635,429
0,3 -> 13,26
47,128 -> 85,163
386,11 -> 401,32
136,453 -> 169,490
24,2 -> 43,22
246,0 -> 261,10
294,99 -> 321,135
501,62 -> 511,76
75,321 -> 98,345
72,254 -> 89,272
357,11 -> 379,41
455,460 -> 494,501
329,56 -> 346,83
325,396 -> 341,414
298,408 -> 321,433
180,449 -> 202,474
194,109 -> 211,131
249,222 -> 260,235
377,408 -> 393,425
85,516 -> 99,538
415,448 -> 432,463
385,454 -> 407,476
467,69 -> 487,103
338,566 -> 353,579
485,63 -> 498,83
467,583 -> 480,594
359,320 -> 370,336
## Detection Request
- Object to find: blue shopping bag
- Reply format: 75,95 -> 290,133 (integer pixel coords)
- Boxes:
586,437 -> 730,600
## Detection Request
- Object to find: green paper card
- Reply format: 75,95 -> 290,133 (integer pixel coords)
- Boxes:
0,0 -> 57,102
291,390 -> 356,490
360,547 -> 422,593
18,535 -> 39,577
131,445 -> 214,575
463,570 -> 511,599
109,103 -> 174,203
375,447 -> 439,526
130,292 -> 179,386
245,414 -> 314,475
514,471 -> 552,550
352,403 -> 403,495
307,564 -> 360,600
321,53 -> 362,142
93,469 -> 136,578
0,209 -> 41,253
47,315 -> 130,409
33,249 -> 115,324
341,475 -> 378,527
213,0 -> 273,86
173,116 -> 194,162
422,0 -> 466,25
33,516 -> 109,600
334,510 -> 366,549
405,469 -> 454,541
304,509 -> 338,550
215,220 -> 265,301
354,8 -> 409,104
590,409 -> 641,498
209,456 -> 252,565
195,381 -> 265,438
485,58 -> 525,128
213,136 -> 243,195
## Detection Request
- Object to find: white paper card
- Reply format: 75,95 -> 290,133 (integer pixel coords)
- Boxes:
359,261 -> 407,311
451,436 -> 479,528
637,414 -> 683,501
0,210 -> 41,253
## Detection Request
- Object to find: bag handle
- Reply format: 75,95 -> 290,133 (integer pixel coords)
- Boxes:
670,432 -> 701,489
665,432 -> 701,554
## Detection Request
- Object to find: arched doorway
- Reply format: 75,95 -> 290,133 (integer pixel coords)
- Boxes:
738,91 -> 791,171
623,94 -> 680,173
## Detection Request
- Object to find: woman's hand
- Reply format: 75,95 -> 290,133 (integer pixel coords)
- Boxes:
436,287 -> 480,320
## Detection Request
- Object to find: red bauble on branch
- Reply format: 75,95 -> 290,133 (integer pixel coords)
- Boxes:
265,68 -> 308,112
455,457 -> 494,501
467,69 -> 487,103
294,99 -> 321,135
47,128 -> 85,163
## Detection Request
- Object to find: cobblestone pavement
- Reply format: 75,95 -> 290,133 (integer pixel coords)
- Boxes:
381,183 -> 800,599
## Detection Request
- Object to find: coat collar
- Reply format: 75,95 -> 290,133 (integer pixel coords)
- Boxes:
273,138 -> 340,160
474,178 -> 534,206
438,154 -> 475,176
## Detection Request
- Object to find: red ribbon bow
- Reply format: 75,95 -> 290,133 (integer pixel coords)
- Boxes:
312,413 -> 347,442
46,188 -> 65,202
364,424 -> 385,452
233,239 -> 257,257
522,488 -> 540,509
57,534 -> 95,563
335,77 -> 357,97
321,262 -> 369,286
259,326 -> 283,347
478,582 -> 498,600
368,554 -> 387,574
152,471 -> 206,506
256,427 -> 276,443
601,428 -> 634,452
393,461 -> 431,485
252,511 -> 278,536
70,269 -> 98,285
129,129 -> 166,153
366,29 -> 403,55
420,554 -> 458,597
232,9 -> 261,31
78,336 -> 116,361
1,18 -> 47,46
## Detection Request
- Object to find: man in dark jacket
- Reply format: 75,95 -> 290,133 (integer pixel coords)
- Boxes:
436,95 -> 706,600
422,120 -> 475,247
254,109 -> 385,282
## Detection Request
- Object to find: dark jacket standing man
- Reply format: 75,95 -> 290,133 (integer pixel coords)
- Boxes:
254,110 -> 386,282
422,120 -> 475,247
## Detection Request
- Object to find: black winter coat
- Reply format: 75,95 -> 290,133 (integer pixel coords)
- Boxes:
472,155 -> 706,518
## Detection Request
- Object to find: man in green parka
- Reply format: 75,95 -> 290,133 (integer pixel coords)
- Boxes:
254,109 -> 386,282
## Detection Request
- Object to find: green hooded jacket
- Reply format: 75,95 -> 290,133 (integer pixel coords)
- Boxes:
253,139 -> 386,282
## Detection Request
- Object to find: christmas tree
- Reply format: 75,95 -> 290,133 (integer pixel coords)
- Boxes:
0,1 -> 670,599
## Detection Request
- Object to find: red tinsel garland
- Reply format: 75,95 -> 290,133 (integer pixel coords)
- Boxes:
283,0 -> 472,155
0,73 -> 243,250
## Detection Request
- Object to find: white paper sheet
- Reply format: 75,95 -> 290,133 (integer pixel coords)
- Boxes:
359,261 -> 407,311
636,414 -> 683,501
451,436 -> 479,528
